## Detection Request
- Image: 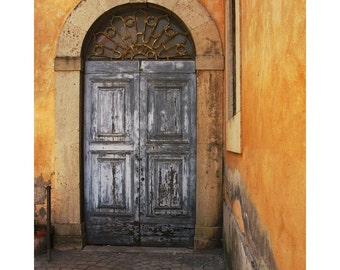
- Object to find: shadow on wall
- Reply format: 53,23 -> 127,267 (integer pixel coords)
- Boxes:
223,167 -> 278,270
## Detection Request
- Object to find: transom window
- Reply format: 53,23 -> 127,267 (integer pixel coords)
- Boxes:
84,5 -> 195,61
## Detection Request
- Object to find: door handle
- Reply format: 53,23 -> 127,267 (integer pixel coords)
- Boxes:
135,154 -> 142,161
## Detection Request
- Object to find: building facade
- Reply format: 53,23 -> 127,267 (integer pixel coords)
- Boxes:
35,0 -> 305,269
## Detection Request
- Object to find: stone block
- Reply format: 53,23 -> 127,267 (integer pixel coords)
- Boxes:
53,234 -> 85,250
173,0 -> 211,30
68,0 -> 105,31
99,0 -> 129,11
54,142 -> 81,224
53,223 -> 85,250
55,71 -> 81,144
54,57 -> 82,71
196,71 -> 223,143
146,0 -> 177,11
196,55 -> 224,71
195,226 -> 222,239
56,23 -> 86,57
192,20 -> 223,56
54,223 -> 84,235
194,235 -> 222,250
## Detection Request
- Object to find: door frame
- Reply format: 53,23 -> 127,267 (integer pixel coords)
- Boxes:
53,0 -> 224,250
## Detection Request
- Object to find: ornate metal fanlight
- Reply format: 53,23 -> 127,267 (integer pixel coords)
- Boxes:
85,7 -> 195,60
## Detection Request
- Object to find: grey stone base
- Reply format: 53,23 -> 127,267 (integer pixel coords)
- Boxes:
194,226 -> 222,250
53,222 -> 85,250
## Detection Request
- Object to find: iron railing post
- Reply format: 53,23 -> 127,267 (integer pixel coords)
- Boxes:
46,185 -> 51,262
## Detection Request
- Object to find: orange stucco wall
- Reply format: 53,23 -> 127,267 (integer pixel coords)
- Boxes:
225,1 -> 306,269
35,0 -> 79,180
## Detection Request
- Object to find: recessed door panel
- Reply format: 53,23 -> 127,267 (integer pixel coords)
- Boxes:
97,87 -> 126,135
148,86 -> 182,137
148,154 -> 189,215
90,153 -> 132,215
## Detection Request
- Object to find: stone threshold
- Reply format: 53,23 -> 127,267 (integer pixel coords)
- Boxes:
82,245 -> 222,255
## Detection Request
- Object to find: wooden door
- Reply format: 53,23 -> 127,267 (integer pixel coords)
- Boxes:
84,61 -> 140,245
84,60 -> 196,247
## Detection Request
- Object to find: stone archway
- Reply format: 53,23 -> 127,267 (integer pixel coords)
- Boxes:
54,0 -> 224,250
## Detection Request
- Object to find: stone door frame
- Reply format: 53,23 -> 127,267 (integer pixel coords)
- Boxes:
54,0 -> 224,249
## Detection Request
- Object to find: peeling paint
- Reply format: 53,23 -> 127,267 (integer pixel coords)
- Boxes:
34,175 -> 51,224
158,166 -> 180,207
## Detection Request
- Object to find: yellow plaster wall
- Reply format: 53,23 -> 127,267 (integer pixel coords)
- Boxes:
225,1 -> 306,269
34,0 -> 79,180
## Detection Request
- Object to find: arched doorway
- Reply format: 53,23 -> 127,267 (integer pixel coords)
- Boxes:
53,0 -> 224,250
83,5 -> 196,247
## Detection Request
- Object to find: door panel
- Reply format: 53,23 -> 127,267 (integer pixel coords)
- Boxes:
84,60 -> 196,247
148,154 -> 188,214
90,153 -> 132,215
139,61 -> 196,247
97,87 -> 125,135
84,61 -> 140,245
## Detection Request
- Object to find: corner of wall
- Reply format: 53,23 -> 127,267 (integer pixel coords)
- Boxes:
222,163 -> 278,270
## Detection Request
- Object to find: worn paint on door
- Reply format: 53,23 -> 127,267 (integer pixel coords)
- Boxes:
84,61 -> 196,247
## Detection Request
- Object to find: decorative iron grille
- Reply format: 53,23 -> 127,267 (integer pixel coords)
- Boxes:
85,8 -> 195,60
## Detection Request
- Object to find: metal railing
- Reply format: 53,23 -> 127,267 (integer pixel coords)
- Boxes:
46,185 -> 52,262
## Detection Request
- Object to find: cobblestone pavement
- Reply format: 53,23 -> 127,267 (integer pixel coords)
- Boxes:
34,246 -> 226,270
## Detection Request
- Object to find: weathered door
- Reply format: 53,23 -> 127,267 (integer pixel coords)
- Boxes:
84,60 -> 196,247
